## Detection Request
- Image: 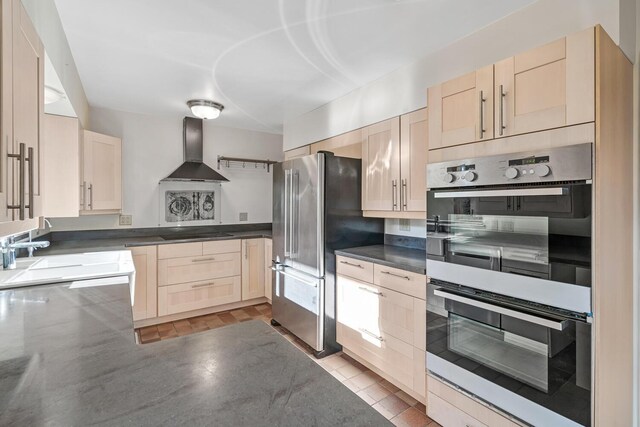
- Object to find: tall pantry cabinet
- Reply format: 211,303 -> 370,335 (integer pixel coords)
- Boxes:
0,0 -> 45,236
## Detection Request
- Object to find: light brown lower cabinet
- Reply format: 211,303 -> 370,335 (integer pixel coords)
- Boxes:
427,375 -> 520,427
336,256 -> 426,402
242,238 -> 265,300
131,245 -> 157,321
158,276 -> 241,316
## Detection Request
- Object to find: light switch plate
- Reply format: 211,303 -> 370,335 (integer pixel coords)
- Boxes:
239,212 -> 248,222
119,215 -> 133,226
399,219 -> 411,231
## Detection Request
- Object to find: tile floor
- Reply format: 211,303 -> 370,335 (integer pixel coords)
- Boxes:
137,303 -> 440,427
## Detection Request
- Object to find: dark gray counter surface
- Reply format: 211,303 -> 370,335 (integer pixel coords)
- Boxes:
335,245 -> 426,275
0,282 -> 389,426
37,230 -> 272,256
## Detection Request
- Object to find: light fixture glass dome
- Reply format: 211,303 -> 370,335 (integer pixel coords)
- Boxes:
187,99 -> 224,119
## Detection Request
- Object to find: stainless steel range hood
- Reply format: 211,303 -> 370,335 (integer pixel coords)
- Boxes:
161,117 -> 229,183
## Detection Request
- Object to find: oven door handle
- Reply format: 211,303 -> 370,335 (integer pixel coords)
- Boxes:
434,289 -> 568,331
433,188 -> 567,199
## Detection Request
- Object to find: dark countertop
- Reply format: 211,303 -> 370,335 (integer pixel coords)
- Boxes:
37,230 -> 272,256
0,282 -> 389,426
335,244 -> 426,275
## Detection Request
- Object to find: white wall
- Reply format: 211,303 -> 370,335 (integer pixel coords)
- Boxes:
50,107 -> 283,230
283,0 -> 626,149
385,219 -> 426,239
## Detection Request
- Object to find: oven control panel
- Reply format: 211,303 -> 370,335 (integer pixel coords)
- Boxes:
427,143 -> 593,189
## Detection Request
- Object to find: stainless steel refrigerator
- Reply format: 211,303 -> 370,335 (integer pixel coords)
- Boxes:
271,152 -> 384,357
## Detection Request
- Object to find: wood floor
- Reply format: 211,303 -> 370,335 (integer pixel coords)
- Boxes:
137,304 -> 440,427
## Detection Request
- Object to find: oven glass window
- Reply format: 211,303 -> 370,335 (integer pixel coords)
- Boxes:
427,183 -> 591,287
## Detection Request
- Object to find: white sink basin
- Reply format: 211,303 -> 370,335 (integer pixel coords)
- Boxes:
0,250 -> 135,289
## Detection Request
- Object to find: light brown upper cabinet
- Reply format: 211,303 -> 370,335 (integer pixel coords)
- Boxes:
284,145 -> 310,160
362,110 -> 427,218
400,109 -> 428,212
81,130 -> 122,213
42,114 -> 80,217
428,65 -> 493,149
0,0 -> 44,236
494,27 -> 594,138
310,128 -> 362,159
361,117 -> 401,212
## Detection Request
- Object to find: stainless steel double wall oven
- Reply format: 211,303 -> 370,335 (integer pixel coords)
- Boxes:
425,144 -> 593,426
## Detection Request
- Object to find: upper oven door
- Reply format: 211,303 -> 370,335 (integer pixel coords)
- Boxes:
426,182 -> 592,313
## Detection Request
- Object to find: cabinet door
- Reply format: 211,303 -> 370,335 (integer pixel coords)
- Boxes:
362,117 -> 400,211
494,28 -> 594,138
264,238 -> 272,301
400,108 -> 427,212
0,0 -> 12,223
428,65 -> 494,149
42,114 -> 80,217
82,130 -> 122,211
12,0 -> 44,218
131,246 -> 157,321
158,276 -> 241,316
241,238 -> 265,300
158,252 -> 241,286
310,128 -> 362,159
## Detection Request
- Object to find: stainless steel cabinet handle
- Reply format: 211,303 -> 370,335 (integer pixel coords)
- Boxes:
192,282 -> 216,289
339,260 -> 363,269
26,147 -> 33,219
479,90 -> 486,139
244,241 -> 248,259
499,84 -> 506,136
88,183 -> 94,209
81,181 -> 87,210
381,270 -> 411,281
7,143 -> 26,220
392,180 -> 398,210
359,328 -> 384,342
358,286 -> 383,297
191,257 -> 216,263
402,179 -> 407,210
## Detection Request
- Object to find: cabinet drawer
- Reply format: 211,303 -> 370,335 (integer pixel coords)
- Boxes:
428,392 -> 487,427
374,264 -> 426,299
158,253 -> 241,286
158,242 -> 203,259
337,321 -> 418,392
337,275 -> 416,346
203,239 -> 241,255
157,276 -> 241,316
336,255 -> 374,282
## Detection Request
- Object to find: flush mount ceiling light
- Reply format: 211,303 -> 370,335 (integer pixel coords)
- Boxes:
44,85 -> 66,104
187,99 -> 224,120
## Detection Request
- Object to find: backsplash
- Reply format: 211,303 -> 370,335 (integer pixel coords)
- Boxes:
384,234 -> 425,251
384,219 -> 426,238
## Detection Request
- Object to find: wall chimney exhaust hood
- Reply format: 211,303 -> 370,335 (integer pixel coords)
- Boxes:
161,117 -> 229,183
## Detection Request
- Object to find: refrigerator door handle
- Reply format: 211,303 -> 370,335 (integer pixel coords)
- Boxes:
291,170 -> 298,259
272,265 -> 319,288
284,169 -> 290,257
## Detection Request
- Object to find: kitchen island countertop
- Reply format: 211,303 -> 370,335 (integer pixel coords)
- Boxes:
0,281 -> 389,426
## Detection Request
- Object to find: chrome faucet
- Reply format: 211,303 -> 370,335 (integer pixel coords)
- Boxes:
0,238 -> 50,269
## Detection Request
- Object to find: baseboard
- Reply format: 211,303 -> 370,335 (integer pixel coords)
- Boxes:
134,297 -> 269,328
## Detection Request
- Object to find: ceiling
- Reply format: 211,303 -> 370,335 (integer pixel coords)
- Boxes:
53,0 -> 534,134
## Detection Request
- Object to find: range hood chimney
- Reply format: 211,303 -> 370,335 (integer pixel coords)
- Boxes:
161,117 -> 229,183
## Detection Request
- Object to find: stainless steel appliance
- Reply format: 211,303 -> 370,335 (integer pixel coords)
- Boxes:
425,143 -> 593,426
272,152 -> 383,357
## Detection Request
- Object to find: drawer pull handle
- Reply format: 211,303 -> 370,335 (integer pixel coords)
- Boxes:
191,282 -> 216,289
381,270 -> 411,281
360,328 -> 384,342
191,257 -> 216,263
358,286 -> 383,297
340,260 -> 363,269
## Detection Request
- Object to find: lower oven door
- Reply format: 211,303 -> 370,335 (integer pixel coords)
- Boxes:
426,284 -> 592,426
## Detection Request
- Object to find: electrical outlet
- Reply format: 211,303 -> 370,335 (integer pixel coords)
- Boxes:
119,215 -> 132,226
399,219 -> 411,231
239,212 -> 248,222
